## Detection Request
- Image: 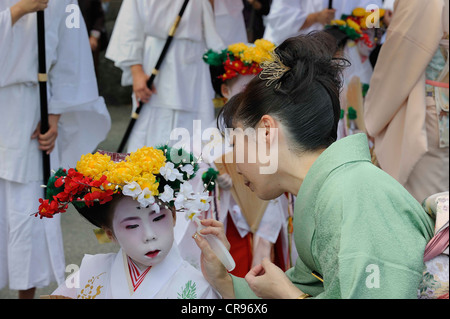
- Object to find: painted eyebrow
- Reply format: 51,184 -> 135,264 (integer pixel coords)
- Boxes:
120,216 -> 141,223
136,206 -> 158,214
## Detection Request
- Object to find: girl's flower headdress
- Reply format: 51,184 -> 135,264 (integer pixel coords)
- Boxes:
35,145 -> 212,222
326,7 -> 387,48
203,39 -> 276,82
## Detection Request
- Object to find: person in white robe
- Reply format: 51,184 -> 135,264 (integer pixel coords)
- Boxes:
105,0 -> 225,153
0,0 -> 111,298
263,0 -> 383,45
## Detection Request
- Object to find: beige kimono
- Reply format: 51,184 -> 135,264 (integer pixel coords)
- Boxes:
364,0 -> 449,203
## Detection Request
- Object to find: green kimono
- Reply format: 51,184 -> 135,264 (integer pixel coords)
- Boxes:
232,134 -> 435,299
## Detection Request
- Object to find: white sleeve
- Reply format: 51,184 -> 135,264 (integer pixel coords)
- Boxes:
255,200 -> 284,243
263,0 -> 307,44
49,2 -> 111,168
51,271 -> 79,299
105,0 -> 146,68
201,0 -> 225,51
0,9 -> 12,78
48,11 -> 102,114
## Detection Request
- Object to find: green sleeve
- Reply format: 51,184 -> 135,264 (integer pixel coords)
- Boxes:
312,164 -> 434,299
231,256 -> 324,299
231,275 -> 259,299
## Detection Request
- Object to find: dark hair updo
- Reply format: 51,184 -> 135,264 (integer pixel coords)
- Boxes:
75,193 -> 124,229
220,31 -> 349,153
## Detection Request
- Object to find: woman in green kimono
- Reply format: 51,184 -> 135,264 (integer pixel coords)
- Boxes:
193,31 -> 435,299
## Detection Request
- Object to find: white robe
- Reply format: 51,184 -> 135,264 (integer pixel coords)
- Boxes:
214,0 -> 248,45
52,245 -> 220,299
0,1 -> 111,290
105,0 -> 225,151
264,0 -> 383,45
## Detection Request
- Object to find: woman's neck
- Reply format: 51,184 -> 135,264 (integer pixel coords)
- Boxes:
278,148 -> 325,196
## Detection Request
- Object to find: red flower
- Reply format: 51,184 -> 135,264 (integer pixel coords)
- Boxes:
37,198 -> 59,219
83,189 -> 114,206
35,168 -> 115,219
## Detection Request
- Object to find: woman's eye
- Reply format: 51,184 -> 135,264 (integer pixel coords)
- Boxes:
153,214 -> 166,222
126,224 -> 139,229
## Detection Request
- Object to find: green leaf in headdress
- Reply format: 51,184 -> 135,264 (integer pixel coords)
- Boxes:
45,168 -> 67,202
202,168 -> 219,192
202,49 -> 230,67
347,106 -> 358,120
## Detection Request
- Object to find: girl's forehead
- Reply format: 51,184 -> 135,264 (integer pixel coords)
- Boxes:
113,197 -> 169,219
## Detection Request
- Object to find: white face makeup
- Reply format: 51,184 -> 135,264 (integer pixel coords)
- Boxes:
111,196 -> 175,270
222,74 -> 254,100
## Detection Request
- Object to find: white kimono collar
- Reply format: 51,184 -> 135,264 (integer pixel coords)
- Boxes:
110,243 -> 184,299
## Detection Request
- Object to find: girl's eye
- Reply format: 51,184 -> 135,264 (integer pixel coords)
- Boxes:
126,224 -> 139,229
153,214 -> 166,222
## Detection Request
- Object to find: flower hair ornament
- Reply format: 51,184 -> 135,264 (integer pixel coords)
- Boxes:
258,50 -> 291,90
35,145 -> 212,223
203,39 -> 276,82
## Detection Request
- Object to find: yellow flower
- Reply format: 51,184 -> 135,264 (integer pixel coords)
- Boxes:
135,174 -> 160,196
76,153 -> 111,180
105,160 -> 141,185
254,39 -> 275,52
126,146 -> 166,175
331,19 -> 346,26
346,18 -> 362,33
352,7 -> 366,17
240,46 -> 256,64
228,43 -> 248,57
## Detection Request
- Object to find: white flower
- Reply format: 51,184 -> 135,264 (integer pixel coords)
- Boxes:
122,181 -> 142,199
150,203 -> 160,214
174,193 -> 186,210
160,162 -> 183,182
184,191 -> 211,218
137,188 -> 155,208
195,191 -> 212,212
180,164 -> 194,176
179,181 -> 194,197
185,210 -> 201,221
159,184 -> 174,203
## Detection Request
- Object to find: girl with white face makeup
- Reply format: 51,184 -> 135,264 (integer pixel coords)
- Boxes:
38,146 -> 220,299
110,197 -> 176,270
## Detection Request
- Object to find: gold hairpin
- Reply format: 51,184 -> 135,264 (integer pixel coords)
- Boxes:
259,50 -> 290,89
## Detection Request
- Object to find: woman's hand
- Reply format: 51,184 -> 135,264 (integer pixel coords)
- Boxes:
301,8 -> 336,30
193,219 -> 235,299
31,114 -> 60,155
131,65 -> 157,104
245,258 -> 303,299
10,0 -> 49,25
217,173 -> 232,190
316,8 -> 336,25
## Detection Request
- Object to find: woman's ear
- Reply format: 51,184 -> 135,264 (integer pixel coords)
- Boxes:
259,115 -> 278,145
221,83 -> 230,100
103,226 -> 116,243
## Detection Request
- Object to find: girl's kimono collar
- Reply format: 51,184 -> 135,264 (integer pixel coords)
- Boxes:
110,243 -> 183,298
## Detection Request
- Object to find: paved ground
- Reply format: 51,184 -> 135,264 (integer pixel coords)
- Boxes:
0,103 -> 131,299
